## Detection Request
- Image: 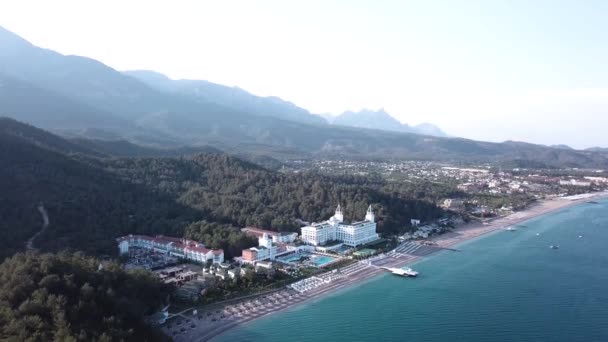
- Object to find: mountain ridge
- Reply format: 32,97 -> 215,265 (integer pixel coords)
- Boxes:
330,108 -> 448,137
1,25 -> 607,168
124,69 -> 327,126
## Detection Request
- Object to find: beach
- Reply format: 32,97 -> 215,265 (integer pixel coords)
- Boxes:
168,191 -> 608,342
431,192 -> 608,250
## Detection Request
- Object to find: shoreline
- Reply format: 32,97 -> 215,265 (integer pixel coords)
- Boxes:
177,192 -> 608,342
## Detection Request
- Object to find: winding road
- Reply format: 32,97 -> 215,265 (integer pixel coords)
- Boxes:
25,203 -> 49,252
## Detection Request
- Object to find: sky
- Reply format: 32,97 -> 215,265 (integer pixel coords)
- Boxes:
1,0 -> 607,148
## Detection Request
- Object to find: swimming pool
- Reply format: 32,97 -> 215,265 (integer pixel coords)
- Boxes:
311,255 -> 337,266
277,253 -> 307,263
276,253 -> 338,267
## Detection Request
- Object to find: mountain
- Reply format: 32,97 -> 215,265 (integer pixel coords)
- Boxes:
331,108 -> 448,137
316,113 -> 336,123
0,72 -> 133,134
124,70 -> 327,126
414,123 -> 448,137
333,108 -> 410,132
550,144 -> 574,150
0,117 -> 106,157
586,147 -> 608,152
1,26 -> 608,168
0,118 -> 445,260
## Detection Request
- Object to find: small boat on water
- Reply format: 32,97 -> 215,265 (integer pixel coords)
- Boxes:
536,233 -> 540,236
578,235 -> 583,238
381,267 -> 418,277
550,245 -> 559,249
506,227 -> 517,231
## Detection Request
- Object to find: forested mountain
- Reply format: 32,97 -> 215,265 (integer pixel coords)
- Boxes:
0,252 -> 169,341
125,70 -> 327,126
0,72 -> 132,134
1,25 -> 607,168
0,119 -> 205,259
0,118 -> 446,261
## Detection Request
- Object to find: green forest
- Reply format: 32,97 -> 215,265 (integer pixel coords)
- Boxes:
0,252 -> 170,341
0,118 -> 448,340
0,119 -> 446,260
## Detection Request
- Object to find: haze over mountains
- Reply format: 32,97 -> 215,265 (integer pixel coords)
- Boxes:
1,25 -> 608,168
327,108 -> 448,137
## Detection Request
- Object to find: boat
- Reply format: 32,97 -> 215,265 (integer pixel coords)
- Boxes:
578,235 -> 583,238
382,267 -> 418,277
536,233 -> 540,236
506,227 -> 517,231
550,245 -> 559,249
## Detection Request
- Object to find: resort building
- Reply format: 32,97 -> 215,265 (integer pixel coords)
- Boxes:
242,233 -> 279,263
301,205 -> 380,247
241,232 -> 305,264
117,235 -> 224,264
241,227 -> 298,244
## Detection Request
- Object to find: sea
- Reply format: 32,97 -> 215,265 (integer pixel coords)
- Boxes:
213,199 -> 608,342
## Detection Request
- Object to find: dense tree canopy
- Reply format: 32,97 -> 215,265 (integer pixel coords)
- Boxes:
0,252 -> 169,342
1,121 -> 445,260
103,154 -> 445,236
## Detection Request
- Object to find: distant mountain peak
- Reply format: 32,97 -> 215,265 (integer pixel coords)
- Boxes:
331,108 -> 447,137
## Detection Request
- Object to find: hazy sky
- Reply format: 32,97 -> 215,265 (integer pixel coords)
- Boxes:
1,0 -> 607,148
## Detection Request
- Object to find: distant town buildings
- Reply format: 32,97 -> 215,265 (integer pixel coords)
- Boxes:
442,198 -> 465,211
301,205 -> 379,247
117,235 -> 224,264
559,179 -> 592,187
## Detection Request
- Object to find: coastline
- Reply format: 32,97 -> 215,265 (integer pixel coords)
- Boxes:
179,192 -> 608,342
430,191 -> 608,251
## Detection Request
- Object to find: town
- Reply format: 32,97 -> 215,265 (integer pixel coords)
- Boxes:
105,157 -> 608,341
285,160 -> 608,217
114,162 -> 608,340
117,204 -> 440,339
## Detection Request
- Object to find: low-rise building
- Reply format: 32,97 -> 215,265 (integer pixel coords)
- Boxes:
116,235 -> 224,264
560,179 -> 592,187
241,227 -> 298,244
241,233 -> 292,264
442,198 -> 465,211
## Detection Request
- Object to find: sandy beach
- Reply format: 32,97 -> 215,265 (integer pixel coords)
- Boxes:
431,191 -> 608,250
167,191 -> 608,342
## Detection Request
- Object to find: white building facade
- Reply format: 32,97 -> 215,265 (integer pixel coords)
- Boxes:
241,233 -> 281,263
301,205 -> 379,247
116,235 -> 224,264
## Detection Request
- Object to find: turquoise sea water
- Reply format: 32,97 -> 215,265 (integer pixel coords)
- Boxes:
214,200 -> 608,342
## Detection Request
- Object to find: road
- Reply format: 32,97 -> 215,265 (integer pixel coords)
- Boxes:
25,203 -> 49,252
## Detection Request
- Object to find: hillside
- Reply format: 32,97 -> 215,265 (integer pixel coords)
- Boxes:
0,252 -> 169,341
1,25 -> 608,168
0,119 -> 445,260
125,70 -> 327,126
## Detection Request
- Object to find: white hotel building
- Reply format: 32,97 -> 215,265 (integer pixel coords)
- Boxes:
301,205 -> 379,247
117,235 -> 224,264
